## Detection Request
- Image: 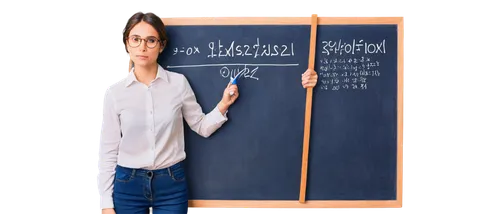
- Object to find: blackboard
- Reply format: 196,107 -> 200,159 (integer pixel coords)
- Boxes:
152,17 -> 403,208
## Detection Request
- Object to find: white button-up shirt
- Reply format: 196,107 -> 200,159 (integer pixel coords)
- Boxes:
98,64 -> 228,209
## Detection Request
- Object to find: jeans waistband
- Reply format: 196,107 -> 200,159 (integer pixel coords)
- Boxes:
115,160 -> 184,177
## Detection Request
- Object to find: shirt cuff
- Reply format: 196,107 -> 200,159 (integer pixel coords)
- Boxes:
212,105 -> 228,122
100,195 -> 114,209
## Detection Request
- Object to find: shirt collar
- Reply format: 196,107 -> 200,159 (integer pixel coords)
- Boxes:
125,64 -> 169,87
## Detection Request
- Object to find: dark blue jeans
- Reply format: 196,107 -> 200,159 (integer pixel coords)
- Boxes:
113,161 -> 188,214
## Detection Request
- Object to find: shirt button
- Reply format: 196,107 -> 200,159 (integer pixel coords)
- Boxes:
150,111 -> 153,114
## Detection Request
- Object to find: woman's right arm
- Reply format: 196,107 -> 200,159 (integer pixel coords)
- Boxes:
98,88 -> 121,212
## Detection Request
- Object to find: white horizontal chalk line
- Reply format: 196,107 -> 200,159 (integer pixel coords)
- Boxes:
166,63 -> 299,68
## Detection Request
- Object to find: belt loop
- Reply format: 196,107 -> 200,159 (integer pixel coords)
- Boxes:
132,169 -> 136,177
167,167 -> 172,177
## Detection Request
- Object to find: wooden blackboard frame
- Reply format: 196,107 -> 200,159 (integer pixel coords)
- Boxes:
128,16 -> 404,208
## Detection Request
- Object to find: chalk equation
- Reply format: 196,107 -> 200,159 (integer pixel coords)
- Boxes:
170,38 -> 295,59
317,56 -> 381,91
321,39 -> 386,56
319,57 -> 380,73
220,65 -> 259,81
172,46 -> 200,56
166,63 -> 299,82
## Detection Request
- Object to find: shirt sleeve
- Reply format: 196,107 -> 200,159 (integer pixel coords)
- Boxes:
181,76 -> 228,138
97,88 -> 121,209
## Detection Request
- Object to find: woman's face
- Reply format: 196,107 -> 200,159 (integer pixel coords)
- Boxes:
126,21 -> 163,67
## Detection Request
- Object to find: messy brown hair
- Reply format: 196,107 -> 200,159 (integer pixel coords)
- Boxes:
121,10 -> 168,56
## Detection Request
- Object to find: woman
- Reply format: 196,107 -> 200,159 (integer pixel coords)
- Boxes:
98,12 -> 318,214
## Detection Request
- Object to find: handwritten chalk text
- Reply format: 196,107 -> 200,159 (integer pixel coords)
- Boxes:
207,38 -> 295,58
220,65 -> 259,81
172,45 -> 201,56
321,39 -> 386,56
317,56 -> 381,91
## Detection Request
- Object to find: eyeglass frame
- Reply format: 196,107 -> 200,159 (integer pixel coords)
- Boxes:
126,35 -> 164,49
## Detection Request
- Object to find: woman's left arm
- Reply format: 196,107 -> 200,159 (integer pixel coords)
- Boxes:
181,76 -> 239,138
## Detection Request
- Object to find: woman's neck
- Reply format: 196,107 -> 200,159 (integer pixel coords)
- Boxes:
134,63 -> 158,86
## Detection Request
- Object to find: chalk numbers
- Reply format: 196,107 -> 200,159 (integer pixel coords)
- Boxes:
172,46 -> 201,56
321,39 -> 386,56
318,56 -> 379,92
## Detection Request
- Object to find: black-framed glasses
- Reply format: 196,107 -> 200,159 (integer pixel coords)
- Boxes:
127,35 -> 161,49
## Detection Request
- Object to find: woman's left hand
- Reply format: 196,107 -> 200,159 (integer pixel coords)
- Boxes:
302,68 -> 318,88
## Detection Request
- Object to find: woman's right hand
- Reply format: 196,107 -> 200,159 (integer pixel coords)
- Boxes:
102,208 -> 116,214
